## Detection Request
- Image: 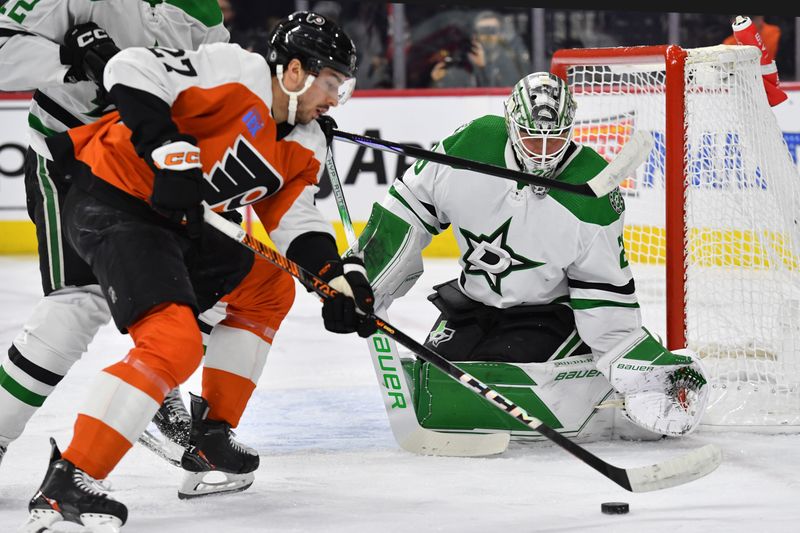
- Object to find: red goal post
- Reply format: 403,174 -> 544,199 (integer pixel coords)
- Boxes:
550,44 -> 800,431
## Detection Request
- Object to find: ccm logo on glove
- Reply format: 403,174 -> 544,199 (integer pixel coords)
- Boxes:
151,141 -> 202,170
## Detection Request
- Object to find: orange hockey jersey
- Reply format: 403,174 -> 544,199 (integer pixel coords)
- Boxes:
60,42 -> 334,254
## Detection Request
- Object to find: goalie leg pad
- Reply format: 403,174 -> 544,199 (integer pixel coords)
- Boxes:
409,356 -> 655,443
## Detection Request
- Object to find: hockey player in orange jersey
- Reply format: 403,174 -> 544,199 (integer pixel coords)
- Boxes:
21,11 -> 375,532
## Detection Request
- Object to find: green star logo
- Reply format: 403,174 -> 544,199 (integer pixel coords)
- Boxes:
459,217 -> 544,295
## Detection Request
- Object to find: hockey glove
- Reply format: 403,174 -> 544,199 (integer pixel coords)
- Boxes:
595,327 -> 709,437
316,115 -> 337,147
61,22 -> 121,84
318,255 -> 377,337
149,136 -> 205,239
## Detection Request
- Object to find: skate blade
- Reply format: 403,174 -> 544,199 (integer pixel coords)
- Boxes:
137,428 -> 182,467
177,470 -> 254,500
18,509 -> 122,533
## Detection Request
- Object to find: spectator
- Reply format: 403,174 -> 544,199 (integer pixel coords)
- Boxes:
470,10 -> 530,87
723,15 -> 780,61
429,10 -> 530,88
343,4 -> 392,89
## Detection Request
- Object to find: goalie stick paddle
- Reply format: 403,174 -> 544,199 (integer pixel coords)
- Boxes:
202,206 -> 722,493
332,129 -> 655,198
325,149 -> 510,457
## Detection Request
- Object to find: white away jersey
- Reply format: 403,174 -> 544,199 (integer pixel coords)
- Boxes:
383,115 -> 642,355
0,0 -> 229,157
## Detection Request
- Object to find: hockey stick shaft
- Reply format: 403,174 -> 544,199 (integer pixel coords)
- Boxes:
332,129 -> 654,198
325,149 -> 509,456
202,205 -> 720,492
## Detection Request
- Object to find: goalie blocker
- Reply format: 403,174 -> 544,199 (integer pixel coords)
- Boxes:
353,203 -> 710,441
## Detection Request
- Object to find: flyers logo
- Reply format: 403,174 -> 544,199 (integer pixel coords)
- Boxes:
203,136 -> 284,211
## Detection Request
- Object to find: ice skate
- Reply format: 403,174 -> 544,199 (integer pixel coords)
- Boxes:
178,393 -> 259,499
19,438 -> 127,533
137,386 -> 190,467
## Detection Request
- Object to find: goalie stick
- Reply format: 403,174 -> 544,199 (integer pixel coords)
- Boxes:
325,149 -> 510,457
202,206 -> 722,493
332,129 -> 655,198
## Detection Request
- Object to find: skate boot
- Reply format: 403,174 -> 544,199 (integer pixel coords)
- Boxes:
178,392 -> 259,499
137,386 -> 190,466
20,438 -> 127,533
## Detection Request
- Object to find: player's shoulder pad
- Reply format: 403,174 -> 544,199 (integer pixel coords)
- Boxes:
548,144 -> 624,226
440,114 -> 507,167
163,0 -> 224,28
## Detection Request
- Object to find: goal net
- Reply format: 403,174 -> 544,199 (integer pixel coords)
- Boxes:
551,45 -> 800,431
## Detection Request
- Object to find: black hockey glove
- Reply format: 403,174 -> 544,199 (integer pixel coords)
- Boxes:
318,255 -> 377,338
148,135 -> 205,239
61,22 -> 121,84
316,115 -> 338,147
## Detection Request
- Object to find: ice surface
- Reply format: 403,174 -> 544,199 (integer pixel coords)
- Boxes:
0,256 -> 798,532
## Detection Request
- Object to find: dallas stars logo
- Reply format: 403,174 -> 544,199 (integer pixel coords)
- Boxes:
459,218 -> 543,295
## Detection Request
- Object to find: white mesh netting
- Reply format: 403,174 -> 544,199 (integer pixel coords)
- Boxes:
559,45 -> 800,430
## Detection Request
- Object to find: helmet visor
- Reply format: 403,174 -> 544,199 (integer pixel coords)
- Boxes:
311,68 -> 356,106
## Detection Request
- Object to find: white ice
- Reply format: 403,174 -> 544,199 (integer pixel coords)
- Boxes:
1,256 -> 798,532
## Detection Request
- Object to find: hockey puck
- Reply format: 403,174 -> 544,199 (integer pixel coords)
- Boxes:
601,502 -> 629,514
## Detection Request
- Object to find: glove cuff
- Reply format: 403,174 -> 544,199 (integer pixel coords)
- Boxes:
151,139 -> 202,171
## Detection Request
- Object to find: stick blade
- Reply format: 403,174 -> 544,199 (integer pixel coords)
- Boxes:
625,443 -> 722,492
588,131 -> 655,197
399,430 -> 511,457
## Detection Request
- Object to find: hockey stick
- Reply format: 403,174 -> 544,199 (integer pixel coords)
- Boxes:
325,150 -> 510,456
202,206 -> 722,492
332,129 -> 654,198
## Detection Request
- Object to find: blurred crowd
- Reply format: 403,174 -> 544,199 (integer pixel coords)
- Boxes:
220,1 -> 794,90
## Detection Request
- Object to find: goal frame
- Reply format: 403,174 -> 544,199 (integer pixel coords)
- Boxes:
551,45 -> 691,351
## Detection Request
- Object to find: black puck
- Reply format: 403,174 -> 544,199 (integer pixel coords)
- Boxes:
601,502 -> 629,514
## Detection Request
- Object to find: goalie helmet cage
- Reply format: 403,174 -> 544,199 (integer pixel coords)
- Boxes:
551,44 -> 800,431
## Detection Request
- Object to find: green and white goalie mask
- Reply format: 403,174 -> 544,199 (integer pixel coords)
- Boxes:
504,72 -> 577,180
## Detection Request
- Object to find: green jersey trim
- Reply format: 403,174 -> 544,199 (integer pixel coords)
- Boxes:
389,186 -> 440,235
570,298 -> 640,310
0,366 -> 47,407
548,147 -> 624,226
164,0 -> 223,27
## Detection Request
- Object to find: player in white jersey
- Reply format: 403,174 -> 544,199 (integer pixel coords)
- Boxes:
353,72 -> 710,443
0,1 -> 229,467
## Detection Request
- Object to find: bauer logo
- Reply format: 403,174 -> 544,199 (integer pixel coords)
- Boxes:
372,332 -> 407,409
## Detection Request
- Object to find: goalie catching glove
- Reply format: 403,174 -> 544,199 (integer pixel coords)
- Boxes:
318,255 -> 377,338
595,327 -> 709,436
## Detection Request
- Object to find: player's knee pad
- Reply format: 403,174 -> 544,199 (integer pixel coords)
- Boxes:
126,303 -> 204,390
12,285 -> 110,372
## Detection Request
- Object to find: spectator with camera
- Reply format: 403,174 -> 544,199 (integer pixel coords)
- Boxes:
430,10 -> 530,88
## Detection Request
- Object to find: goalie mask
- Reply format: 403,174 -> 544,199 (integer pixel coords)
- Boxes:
504,72 -> 576,179
267,11 -> 357,124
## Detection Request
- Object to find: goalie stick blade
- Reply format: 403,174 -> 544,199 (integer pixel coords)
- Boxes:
397,428 -> 511,457
587,131 -> 655,197
623,443 -> 723,492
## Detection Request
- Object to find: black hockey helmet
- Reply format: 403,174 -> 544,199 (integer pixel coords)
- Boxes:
267,11 -> 357,78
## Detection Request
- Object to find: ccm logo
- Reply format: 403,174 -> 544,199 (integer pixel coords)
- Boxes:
163,151 -> 200,167
77,29 -> 109,47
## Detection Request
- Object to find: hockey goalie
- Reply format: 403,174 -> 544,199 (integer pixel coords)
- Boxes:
349,72 -> 710,445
